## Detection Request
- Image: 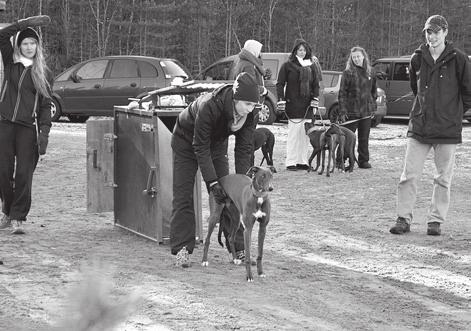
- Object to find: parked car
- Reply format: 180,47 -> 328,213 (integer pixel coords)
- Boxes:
373,55 -> 471,122
322,70 -> 387,127
51,55 -> 191,122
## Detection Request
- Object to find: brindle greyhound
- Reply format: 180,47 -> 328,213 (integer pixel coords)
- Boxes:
201,166 -> 273,282
253,127 -> 277,173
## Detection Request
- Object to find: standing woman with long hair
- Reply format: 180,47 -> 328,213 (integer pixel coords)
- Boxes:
0,15 -> 52,234
276,39 -> 320,171
338,46 -> 377,169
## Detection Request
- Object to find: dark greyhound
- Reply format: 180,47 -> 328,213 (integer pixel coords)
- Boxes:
318,124 -> 344,176
335,125 -> 358,172
252,127 -> 277,173
201,166 -> 273,282
304,122 -> 327,172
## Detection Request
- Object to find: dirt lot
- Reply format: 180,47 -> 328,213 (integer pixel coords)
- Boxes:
1,119 -> 471,331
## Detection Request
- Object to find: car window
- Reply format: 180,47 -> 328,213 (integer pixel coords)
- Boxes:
263,59 -> 278,80
392,62 -> 410,81
76,60 -> 108,80
55,66 -> 76,82
138,61 -> 158,78
202,61 -> 232,80
321,73 -> 336,87
160,60 -> 189,79
373,62 -> 390,80
109,59 -> 138,78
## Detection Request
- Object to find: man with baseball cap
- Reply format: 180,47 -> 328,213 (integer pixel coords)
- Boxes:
170,72 -> 262,267
390,15 -> 471,236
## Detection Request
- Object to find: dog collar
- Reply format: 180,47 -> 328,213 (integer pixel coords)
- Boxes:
251,185 -> 268,199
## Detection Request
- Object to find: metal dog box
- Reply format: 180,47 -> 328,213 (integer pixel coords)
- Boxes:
113,106 -> 202,244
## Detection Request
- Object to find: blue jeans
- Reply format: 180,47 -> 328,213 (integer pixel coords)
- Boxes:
396,138 -> 457,224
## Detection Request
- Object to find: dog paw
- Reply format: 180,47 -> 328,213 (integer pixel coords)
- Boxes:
201,261 -> 209,267
247,277 -> 254,282
233,258 -> 242,265
259,273 -> 266,278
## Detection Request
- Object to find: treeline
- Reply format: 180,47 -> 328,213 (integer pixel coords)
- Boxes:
0,0 -> 469,76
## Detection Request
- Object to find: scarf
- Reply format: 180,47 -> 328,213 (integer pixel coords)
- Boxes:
14,54 -> 33,67
296,56 -> 313,98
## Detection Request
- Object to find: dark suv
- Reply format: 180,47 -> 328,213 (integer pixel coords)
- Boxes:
51,55 -> 191,122
373,55 -> 471,121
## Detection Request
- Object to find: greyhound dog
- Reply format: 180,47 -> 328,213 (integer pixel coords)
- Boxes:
304,122 -> 327,172
201,166 -> 273,282
253,127 -> 277,173
318,124 -> 345,176
336,125 -> 358,172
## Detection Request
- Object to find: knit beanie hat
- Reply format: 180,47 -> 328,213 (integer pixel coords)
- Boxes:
17,27 -> 40,47
243,39 -> 263,58
423,15 -> 448,32
233,72 -> 260,103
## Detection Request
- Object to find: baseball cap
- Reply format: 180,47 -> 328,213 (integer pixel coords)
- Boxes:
423,15 -> 448,32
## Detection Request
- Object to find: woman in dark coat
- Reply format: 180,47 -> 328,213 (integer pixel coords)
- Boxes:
276,39 -> 320,171
0,15 -> 52,235
338,46 -> 377,169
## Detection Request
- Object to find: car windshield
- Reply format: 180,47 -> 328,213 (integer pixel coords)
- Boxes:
160,60 -> 189,79
322,73 -> 340,88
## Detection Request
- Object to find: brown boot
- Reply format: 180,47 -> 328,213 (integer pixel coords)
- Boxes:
427,222 -> 441,236
390,217 -> 410,234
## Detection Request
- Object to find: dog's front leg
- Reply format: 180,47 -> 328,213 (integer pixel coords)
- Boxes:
243,216 -> 255,282
257,204 -> 270,278
318,149 -> 325,175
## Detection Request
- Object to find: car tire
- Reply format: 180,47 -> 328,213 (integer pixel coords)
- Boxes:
371,115 -> 383,128
257,100 -> 276,125
67,115 -> 89,123
51,98 -> 62,122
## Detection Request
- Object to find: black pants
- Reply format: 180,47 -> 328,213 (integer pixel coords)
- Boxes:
0,120 -> 38,221
170,133 -> 237,255
344,117 -> 371,165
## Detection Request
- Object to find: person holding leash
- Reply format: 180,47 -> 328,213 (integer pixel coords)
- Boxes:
0,15 -> 52,235
338,46 -> 377,170
170,72 -> 261,267
390,15 -> 471,236
276,38 -> 320,171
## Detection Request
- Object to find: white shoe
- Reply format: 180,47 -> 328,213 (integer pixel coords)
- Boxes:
175,246 -> 190,268
0,215 -> 11,230
11,220 -> 25,235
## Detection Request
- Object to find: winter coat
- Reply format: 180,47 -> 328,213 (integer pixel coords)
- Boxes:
276,57 -> 320,119
408,42 -> 471,144
338,65 -> 377,120
230,49 -> 265,89
0,22 -> 51,131
174,84 -> 256,184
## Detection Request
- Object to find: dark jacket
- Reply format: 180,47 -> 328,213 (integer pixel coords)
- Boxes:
408,42 -> 471,144
0,22 -> 51,131
276,58 -> 320,119
174,85 -> 255,184
338,65 -> 377,119
230,49 -> 265,88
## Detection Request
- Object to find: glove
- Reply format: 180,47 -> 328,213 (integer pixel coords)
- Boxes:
276,100 -> 286,111
310,98 -> 319,108
18,15 -> 51,30
38,126 -> 50,155
209,181 -> 226,204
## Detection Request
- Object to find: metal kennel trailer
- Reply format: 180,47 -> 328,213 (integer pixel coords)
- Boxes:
113,81 -> 224,243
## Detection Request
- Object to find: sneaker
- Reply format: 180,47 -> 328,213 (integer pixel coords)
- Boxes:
175,246 -> 190,268
427,222 -> 441,236
286,165 -> 297,171
390,217 -> 410,234
0,215 -> 11,230
11,220 -> 25,235
359,162 -> 372,169
296,164 -> 309,170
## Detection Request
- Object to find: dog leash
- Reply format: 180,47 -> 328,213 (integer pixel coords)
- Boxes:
281,105 -> 313,124
338,115 -> 374,126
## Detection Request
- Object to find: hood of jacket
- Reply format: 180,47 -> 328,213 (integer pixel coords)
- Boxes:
238,48 -> 265,75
